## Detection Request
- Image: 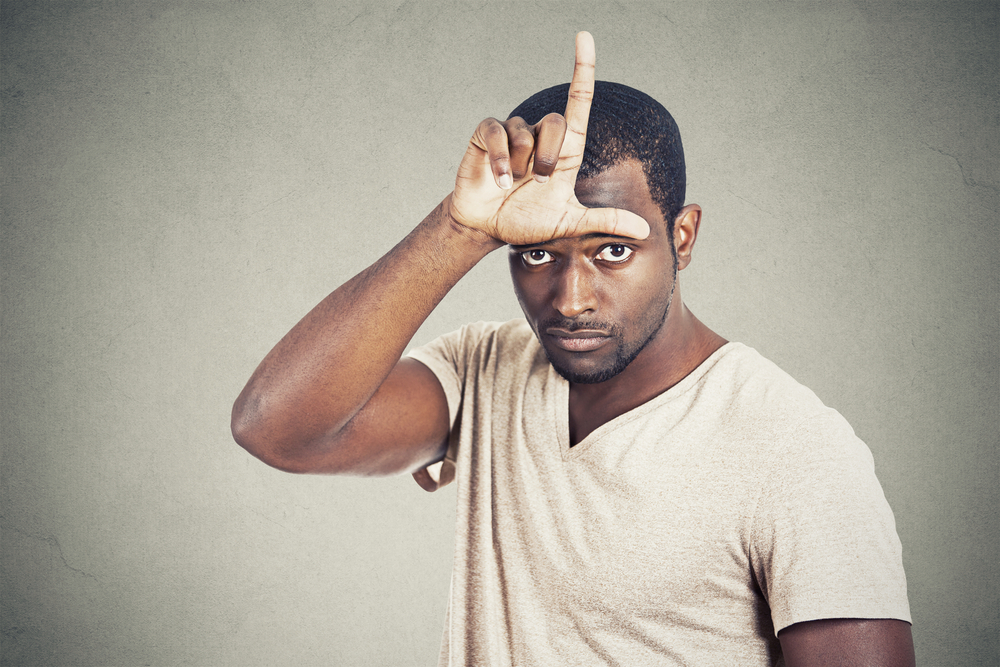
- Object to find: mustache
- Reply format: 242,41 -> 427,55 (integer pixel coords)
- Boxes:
538,317 -> 621,336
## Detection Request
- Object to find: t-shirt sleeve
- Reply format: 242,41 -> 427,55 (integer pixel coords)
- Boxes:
749,409 -> 912,634
406,321 -> 501,429
405,322 -> 503,490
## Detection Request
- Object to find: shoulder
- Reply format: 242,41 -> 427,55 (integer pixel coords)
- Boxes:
722,349 -> 911,630
406,318 -> 540,377
417,318 -> 533,352
702,343 -> 871,466
708,343 -> 830,418
472,318 -> 536,349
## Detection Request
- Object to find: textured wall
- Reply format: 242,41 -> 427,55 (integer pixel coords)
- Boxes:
2,1 -> 997,665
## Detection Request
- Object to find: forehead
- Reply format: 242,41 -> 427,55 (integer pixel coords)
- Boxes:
574,159 -> 667,240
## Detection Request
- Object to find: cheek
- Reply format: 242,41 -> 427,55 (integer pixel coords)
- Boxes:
508,270 -> 540,314
608,261 -> 673,314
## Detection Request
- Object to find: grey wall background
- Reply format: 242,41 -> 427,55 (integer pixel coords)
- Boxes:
2,1 -> 997,665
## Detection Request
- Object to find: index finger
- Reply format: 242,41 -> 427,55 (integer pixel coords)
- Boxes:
561,31 -> 596,159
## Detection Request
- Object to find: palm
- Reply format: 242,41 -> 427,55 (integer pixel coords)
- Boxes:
454,158 -> 589,246
491,171 -> 589,245
449,33 -> 648,245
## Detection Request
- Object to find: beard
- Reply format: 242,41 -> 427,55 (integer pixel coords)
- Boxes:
540,277 -> 675,385
543,329 -> 646,384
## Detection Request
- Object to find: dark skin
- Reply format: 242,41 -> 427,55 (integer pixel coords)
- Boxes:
231,32 -> 914,666
779,618 -> 915,667
508,159 -> 725,444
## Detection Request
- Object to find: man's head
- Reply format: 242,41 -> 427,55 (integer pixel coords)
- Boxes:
508,81 -> 686,236
507,83 -> 699,385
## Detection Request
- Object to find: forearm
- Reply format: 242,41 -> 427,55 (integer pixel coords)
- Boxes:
232,33 -> 646,472
231,196 -> 502,469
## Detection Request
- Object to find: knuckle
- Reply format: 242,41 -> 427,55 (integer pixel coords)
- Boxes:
484,122 -> 505,140
540,112 -> 566,128
510,133 -> 534,151
504,116 -> 529,130
533,153 -> 558,170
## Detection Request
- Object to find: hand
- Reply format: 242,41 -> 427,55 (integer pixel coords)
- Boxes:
448,32 -> 650,245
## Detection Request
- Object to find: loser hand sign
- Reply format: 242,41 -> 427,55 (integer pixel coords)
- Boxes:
448,32 -> 650,245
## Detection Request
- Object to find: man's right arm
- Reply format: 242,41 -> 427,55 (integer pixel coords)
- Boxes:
230,32 -> 648,476
231,197 -> 501,475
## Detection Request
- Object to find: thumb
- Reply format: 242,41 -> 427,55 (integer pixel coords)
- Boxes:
574,206 -> 651,240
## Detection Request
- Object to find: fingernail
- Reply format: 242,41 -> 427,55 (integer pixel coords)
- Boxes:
533,174 -> 549,184
498,174 -> 513,189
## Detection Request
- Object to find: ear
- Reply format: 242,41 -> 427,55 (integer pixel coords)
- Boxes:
673,204 -> 702,270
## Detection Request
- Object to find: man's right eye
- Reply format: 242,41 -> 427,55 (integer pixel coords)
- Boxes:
521,249 -> 554,266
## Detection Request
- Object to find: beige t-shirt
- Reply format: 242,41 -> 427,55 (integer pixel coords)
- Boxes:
408,319 -> 910,666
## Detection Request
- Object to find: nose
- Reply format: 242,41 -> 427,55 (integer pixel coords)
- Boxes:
552,259 -> 598,318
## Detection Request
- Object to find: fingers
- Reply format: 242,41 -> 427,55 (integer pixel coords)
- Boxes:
476,115 -> 567,187
471,118 -> 514,189
473,116 -> 552,188
530,113 -> 567,182
471,32 -> 595,191
575,206 -> 650,241
561,31 -> 596,160
503,117 -> 535,181
506,114 -> 566,183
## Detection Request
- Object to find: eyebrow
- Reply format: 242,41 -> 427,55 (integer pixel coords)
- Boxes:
509,233 -> 634,251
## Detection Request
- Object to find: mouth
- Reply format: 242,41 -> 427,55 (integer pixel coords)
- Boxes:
544,327 -> 612,352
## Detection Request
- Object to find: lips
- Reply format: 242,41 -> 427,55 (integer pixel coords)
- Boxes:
544,327 -> 612,352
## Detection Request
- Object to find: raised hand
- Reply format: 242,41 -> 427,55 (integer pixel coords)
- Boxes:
448,32 -> 650,245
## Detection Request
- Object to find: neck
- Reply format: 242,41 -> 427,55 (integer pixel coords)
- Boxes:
567,296 -> 727,445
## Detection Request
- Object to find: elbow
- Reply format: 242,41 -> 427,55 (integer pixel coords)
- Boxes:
231,393 -> 292,471
231,402 -> 254,451
230,393 -> 341,474
231,394 -> 270,463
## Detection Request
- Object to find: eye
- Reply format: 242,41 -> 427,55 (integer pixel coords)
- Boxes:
596,244 -> 633,263
521,249 -> 554,266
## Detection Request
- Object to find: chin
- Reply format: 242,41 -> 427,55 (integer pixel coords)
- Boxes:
544,346 -> 633,385
552,365 -> 627,384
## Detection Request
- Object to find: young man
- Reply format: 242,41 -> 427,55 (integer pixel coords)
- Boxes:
232,33 -> 913,666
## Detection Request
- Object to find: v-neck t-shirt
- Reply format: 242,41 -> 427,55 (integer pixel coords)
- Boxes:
408,319 -> 910,666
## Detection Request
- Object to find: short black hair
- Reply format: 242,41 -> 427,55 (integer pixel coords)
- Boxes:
508,81 -> 686,233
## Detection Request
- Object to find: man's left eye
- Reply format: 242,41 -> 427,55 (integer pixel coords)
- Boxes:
596,244 -> 633,263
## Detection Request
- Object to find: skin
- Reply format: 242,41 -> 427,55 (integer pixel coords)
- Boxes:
231,32 -> 914,666
509,158 -> 725,444
779,618 -> 915,667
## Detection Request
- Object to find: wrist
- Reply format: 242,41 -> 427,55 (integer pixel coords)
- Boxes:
437,194 -> 506,255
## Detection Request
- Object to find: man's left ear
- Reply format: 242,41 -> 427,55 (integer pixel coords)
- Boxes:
673,204 -> 702,270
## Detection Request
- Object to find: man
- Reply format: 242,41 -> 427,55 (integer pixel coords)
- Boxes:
232,33 -> 913,666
